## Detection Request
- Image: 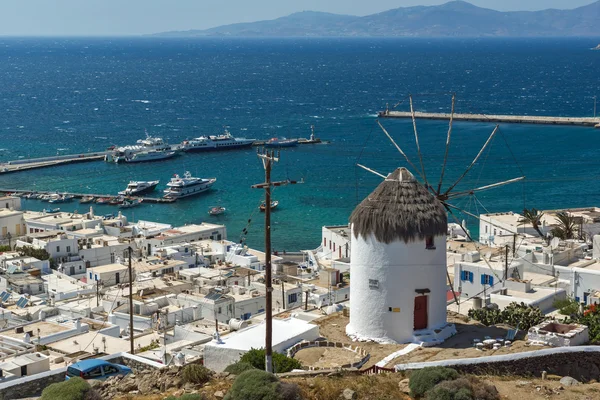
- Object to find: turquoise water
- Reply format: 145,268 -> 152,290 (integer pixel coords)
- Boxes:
0,37 -> 599,250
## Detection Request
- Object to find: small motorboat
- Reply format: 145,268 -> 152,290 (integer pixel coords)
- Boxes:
109,196 -> 124,205
119,199 -> 142,209
49,194 -> 74,204
43,208 -> 60,214
259,200 -> 279,212
95,197 -> 112,204
208,206 -> 226,216
80,196 -> 95,204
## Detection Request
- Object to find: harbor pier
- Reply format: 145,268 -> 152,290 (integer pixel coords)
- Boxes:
378,111 -> 600,128
0,151 -> 109,174
0,188 -> 174,204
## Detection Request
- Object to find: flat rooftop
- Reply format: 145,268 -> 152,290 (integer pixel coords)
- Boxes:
88,263 -> 128,273
0,321 -> 71,340
49,331 -> 161,355
205,318 -> 317,351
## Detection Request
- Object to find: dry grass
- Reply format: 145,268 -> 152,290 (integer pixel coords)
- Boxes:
287,372 -> 410,400
115,373 -> 600,400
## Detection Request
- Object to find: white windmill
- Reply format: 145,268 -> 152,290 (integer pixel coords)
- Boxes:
347,94 -> 525,345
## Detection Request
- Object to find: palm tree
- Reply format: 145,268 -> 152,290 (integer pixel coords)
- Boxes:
520,208 -> 546,239
550,211 -> 578,240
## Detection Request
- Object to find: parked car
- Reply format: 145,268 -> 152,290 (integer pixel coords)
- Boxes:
65,359 -> 132,381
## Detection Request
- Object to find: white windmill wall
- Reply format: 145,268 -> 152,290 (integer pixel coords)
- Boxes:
346,228 -> 447,344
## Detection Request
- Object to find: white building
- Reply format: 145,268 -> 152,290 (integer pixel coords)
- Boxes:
15,231 -> 78,262
0,208 -> 25,240
453,254 -> 524,300
346,168 -> 455,345
203,318 -> 319,372
0,196 -> 21,211
135,223 -> 226,256
318,225 -> 351,261
86,263 -> 131,286
0,353 -> 49,381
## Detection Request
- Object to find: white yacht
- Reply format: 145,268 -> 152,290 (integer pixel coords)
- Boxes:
118,180 -> 160,196
163,172 -> 216,199
182,129 -> 255,152
105,131 -> 181,163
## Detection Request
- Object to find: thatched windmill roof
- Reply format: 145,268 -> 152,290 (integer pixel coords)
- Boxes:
350,167 -> 447,244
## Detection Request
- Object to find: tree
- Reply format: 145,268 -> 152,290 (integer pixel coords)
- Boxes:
550,212 -> 578,240
519,208 -> 545,239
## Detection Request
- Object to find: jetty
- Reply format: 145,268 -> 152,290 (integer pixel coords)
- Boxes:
378,111 -> 600,128
0,151 -> 109,174
0,189 -> 175,204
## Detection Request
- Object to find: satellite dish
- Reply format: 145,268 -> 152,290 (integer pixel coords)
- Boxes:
550,237 -> 560,250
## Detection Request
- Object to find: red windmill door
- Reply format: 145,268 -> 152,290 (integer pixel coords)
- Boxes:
414,295 -> 428,330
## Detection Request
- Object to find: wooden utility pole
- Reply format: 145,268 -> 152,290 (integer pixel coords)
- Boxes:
504,245 -> 509,283
128,246 -> 134,354
251,149 -> 302,373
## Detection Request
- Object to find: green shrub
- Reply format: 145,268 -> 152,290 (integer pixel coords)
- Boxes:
239,348 -> 302,373
223,369 -> 301,400
164,394 -> 204,400
224,361 -> 257,375
467,302 -> 544,330
40,377 -> 99,400
553,298 -> 579,316
181,364 -> 213,385
409,367 -> 459,398
425,377 -> 499,400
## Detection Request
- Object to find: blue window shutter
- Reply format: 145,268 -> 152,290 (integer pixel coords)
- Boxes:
481,275 -> 485,285
469,272 -> 473,283
461,271 -> 466,280
489,276 -> 494,286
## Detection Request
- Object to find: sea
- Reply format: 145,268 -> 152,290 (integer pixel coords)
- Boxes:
0,37 -> 599,251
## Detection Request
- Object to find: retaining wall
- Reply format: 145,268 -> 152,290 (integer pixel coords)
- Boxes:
396,346 -> 600,383
287,340 -> 370,370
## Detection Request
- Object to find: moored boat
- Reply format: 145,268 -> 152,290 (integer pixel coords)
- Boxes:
118,180 -> 160,196
43,208 -> 60,214
109,196 -> 124,205
49,194 -> 74,204
119,198 -> 143,209
95,197 -> 112,204
259,200 -> 279,211
104,131 -> 182,163
116,149 -> 177,163
182,129 -> 255,152
163,171 -> 216,199
208,206 -> 226,215
263,138 -> 298,148
80,196 -> 95,204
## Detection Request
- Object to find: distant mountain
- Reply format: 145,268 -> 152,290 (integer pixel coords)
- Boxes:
153,1 -> 600,38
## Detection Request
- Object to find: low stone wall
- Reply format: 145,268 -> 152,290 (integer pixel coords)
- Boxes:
396,346 -> 600,383
0,352 -> 165,400
287,340 -> 370,370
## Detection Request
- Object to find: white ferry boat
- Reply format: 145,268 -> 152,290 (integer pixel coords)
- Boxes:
118,180 -> 160,196
182,129 -> 255,152
105,131 -> 181,163
115,149 -> 177,163
163,172 -> 216,199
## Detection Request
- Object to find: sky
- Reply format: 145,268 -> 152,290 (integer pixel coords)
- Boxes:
0,0 -> 596,36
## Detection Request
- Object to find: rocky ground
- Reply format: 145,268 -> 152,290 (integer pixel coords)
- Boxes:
79,365 -> 600,400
